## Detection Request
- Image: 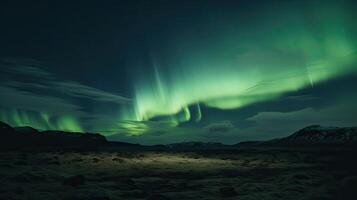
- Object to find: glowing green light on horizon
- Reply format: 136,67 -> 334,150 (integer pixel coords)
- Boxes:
0,109 -> 83,132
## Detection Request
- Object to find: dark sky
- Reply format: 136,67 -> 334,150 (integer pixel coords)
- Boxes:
1,0 -> 357,144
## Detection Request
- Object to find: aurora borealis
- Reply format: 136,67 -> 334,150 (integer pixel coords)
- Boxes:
1,0 -> 357,144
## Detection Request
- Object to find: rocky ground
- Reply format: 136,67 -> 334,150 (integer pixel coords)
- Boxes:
0,148 -> 356,200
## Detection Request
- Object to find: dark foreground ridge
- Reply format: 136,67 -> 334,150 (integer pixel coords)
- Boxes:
1,121 -> 357,200
1,121 -> 357,151
167,125 -> 357,149
0,121 -> 139,150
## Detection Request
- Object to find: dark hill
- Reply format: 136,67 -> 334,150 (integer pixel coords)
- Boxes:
0,121 -> 133,150
266,125 -> 357,146
166,142 -> 227,149
1,121 -> 14,133
283,125 -> 357,143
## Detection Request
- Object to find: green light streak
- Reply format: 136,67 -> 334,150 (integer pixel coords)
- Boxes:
195,103 -> 202,122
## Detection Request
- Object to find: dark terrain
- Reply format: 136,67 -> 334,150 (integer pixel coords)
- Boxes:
1,121 -> 357,200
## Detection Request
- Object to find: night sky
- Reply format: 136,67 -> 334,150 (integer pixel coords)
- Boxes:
1,0 -> 357,144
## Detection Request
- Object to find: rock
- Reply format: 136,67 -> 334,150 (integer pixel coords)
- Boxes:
13,160 -> 27,165
146,194 -> 171,200
91,197 -> 110,200
293,174 -> 309,180
62,175 -> 86,187
336,176 -> 357,200
308,196 -> 331,200
13,172 -> 47,182
122,190 -> 147,198
112,158 -> 125,163
49,161 -> 61,165
64,195 -> 110,200
121,178 -> 135,185
219,186 -> 238,197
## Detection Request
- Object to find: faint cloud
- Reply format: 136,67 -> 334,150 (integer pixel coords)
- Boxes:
0,58 -> 132,132
3,81 -> 50,90
0,58 -> 53,78
55,81 -> 131,104
0,58 -> 131,104
284,95 -> 319,101
205,120 -> 235,133
0,86 -> 83,116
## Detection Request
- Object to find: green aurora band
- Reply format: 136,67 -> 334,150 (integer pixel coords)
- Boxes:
1,1 -> 357,135
124,1 -> 357,135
